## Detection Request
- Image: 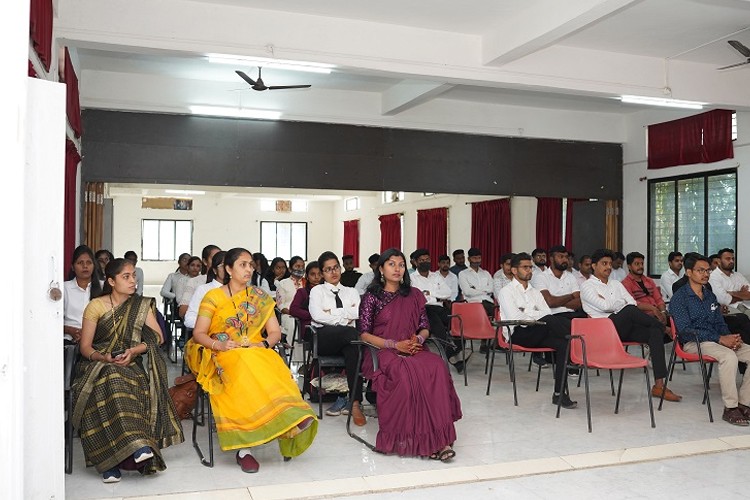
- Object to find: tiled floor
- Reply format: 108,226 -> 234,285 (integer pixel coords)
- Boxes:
65,347 -> 750,500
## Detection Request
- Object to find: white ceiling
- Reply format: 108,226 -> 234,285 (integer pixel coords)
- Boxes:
56,0 -> 750,127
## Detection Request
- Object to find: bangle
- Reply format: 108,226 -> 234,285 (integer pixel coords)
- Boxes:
88,350 -> 97,362
384,339 -> 396,349
262,340 -> 270,349
211,340 -> 217,351
416,335 -> 425,345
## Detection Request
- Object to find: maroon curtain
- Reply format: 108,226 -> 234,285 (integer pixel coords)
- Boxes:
379,214 -> 401,253
342,219 -> 360,267
65,140 -> 82,268
470,199 -> 511,275
416,208 -> 447,271
536,197 -> 563,252
648,109 -> 734,169
701,109 -> 734,163
63,48 -> 83,138
30,0 -> 53,72
28,60 -> 37,77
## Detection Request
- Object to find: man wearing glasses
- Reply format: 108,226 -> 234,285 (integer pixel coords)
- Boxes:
670,254 -> 750,426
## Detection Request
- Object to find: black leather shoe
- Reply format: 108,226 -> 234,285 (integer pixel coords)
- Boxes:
553,393 -> 578,409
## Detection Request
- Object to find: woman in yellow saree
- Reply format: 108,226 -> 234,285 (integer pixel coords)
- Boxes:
186,247 -> 317,473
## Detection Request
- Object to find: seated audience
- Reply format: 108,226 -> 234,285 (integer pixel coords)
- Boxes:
492,253 -> 515,299
355,253 -> 381,295
184,251 -> 225,329
276,256 -> 306,340
458,247 -> 494,317
408,250 -> 418,275
609,251 -> 627,282
123,250 -> 145,295
670,254 -> 750,426
186,248 -> 317,473
94,249 -> 114,283
449,249 -> 467,276
410,248 -> 466,371
531,248 -> 547,275
498,253 -> 577,409
709,248 -> 750,316
250,252 -> 272,294
159,253 -> 190,301
709,253 -> 721,271
176,256 -> 203,317
359,248 -> 462,460
659,251 -> 684,302
64,245 -> 103,344
309,251 -> 365,423
289,261 -> 323,336
340,254 -> 362,287
438,254 -> 460,301
621,251 -> 668,326
265,257 -> 289,292
531,245 -> 586,320
179,245 -> 221,318
581,249 -> 681,402
72,258 -> 183,483
574,254 -> 593,286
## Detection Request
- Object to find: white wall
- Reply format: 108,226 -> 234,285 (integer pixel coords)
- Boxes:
111,193 -> 334,284
622,110 -> 750,271
332,192 -> 540,271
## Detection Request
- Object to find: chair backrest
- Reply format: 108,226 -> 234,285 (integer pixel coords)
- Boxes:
570,318 -> 629,365
450,302 -> 495,340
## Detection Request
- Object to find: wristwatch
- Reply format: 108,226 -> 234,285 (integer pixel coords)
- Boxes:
262,340 -> 270,349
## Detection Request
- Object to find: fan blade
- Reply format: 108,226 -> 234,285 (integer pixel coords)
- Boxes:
728,40 -> 750,58
717,60 -> 750,70
268,85 -> 312,90
235,70 -> 257,86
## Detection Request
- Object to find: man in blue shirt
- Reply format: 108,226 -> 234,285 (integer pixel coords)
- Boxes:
670,254 -> 750,426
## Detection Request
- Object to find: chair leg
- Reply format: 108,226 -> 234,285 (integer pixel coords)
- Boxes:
509,349 -> 518,406
485,339 -> 498,396
614,369 -> 625,414
582,359 -> 592,433
659,349 -> 677,411
316,358 -> 323,419
192,388 -> 214,467
644,367 -> 656,428
462,333 -> 468,387
346,348 -> 376,451
699,359 -> 714,422
609,369 -> 615,396
535,362 -> 543,392
64,393 -> 73,474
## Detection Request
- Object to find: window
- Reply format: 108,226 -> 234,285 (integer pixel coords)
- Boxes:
142,220 -> 192,261
648,170 -> 736,276
260,221 -> 307,260
382,191 -> 404,204
345,197 -> 360,211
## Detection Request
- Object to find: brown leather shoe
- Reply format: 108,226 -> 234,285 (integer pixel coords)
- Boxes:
651,384 -> 682,402
351,401 -> 367,426
738,403 -> 750,419
723,407 -> 750,426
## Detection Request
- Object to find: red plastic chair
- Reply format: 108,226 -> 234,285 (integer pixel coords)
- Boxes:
658,318 -> 717,421
450,302 -> 497,388
557,317 -> 656,432
494,312 -> 556,405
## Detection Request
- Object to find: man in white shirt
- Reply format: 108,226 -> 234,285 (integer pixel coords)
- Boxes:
438,254 -> 459,301
580,249 -> 681,402
354,253 -> 380,295
309,251 -> 364,423
609,252 -> 627,282
458,247 -> 495,317
498,252 -> 576,409
492,253 -> 515,300
659,251 -> 684,302
573,254 -> 592,286
709,248 -> 750,316
531,248 -> 547,276
159,253 -> 190,301
531,246 -> 586,320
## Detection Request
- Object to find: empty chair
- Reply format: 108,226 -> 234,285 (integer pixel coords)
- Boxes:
450,301 -> 497,387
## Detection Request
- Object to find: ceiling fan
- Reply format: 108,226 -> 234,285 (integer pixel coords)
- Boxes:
717,40 -> 750,70
235,68 -> 312,91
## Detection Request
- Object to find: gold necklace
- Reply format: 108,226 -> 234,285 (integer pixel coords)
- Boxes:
109,295 -> 123,331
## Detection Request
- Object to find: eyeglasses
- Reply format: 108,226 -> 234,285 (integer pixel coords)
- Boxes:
322,265 -> 341,274
691,268 -> 710,275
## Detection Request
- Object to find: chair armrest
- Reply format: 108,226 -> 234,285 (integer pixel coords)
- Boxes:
351,339 -> 379,371
310,325 -> 319,357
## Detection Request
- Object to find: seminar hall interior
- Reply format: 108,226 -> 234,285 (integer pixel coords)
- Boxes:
7,1 -> 750,499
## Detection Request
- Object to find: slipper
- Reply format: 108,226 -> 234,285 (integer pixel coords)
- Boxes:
429,448 -> 455,462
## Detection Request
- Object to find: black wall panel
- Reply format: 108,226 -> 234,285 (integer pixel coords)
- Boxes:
82,110 -> 622,199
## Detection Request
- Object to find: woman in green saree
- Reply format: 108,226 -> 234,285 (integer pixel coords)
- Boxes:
72,258 -> 184,483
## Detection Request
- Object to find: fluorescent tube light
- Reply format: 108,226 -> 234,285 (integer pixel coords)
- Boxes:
620,95 -> 706,110
189,106 -> 282,120
165,189 -> 205,196
208,54 -> 333,74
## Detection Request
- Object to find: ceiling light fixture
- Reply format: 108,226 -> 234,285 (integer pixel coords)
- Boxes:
207,54 -> 334,74
619,95 -> 706,110
165,189 -> 206,195
189,105 -> 282,120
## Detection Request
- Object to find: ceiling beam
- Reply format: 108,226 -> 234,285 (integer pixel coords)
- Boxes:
381,80 -> 454,115
482,0 -> 641,66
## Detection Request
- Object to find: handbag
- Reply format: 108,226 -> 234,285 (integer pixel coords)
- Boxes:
168,373 -> 197,420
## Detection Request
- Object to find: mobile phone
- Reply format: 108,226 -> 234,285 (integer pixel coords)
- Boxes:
111,349 -> 126,358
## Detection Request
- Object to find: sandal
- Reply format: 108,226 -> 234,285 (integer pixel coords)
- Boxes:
429,447 -> 456,462
723,407 -> 750,426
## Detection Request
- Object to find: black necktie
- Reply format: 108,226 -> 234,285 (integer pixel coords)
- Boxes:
332,289 -> 344,309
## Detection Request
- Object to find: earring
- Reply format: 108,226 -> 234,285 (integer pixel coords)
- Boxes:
399,277 -> 404,284
380,275 -> 384,283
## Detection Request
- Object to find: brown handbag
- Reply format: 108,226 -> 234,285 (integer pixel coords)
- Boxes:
168,373 -> 198,420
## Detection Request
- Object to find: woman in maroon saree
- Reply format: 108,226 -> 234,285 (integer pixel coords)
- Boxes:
359,248 -> 462,461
